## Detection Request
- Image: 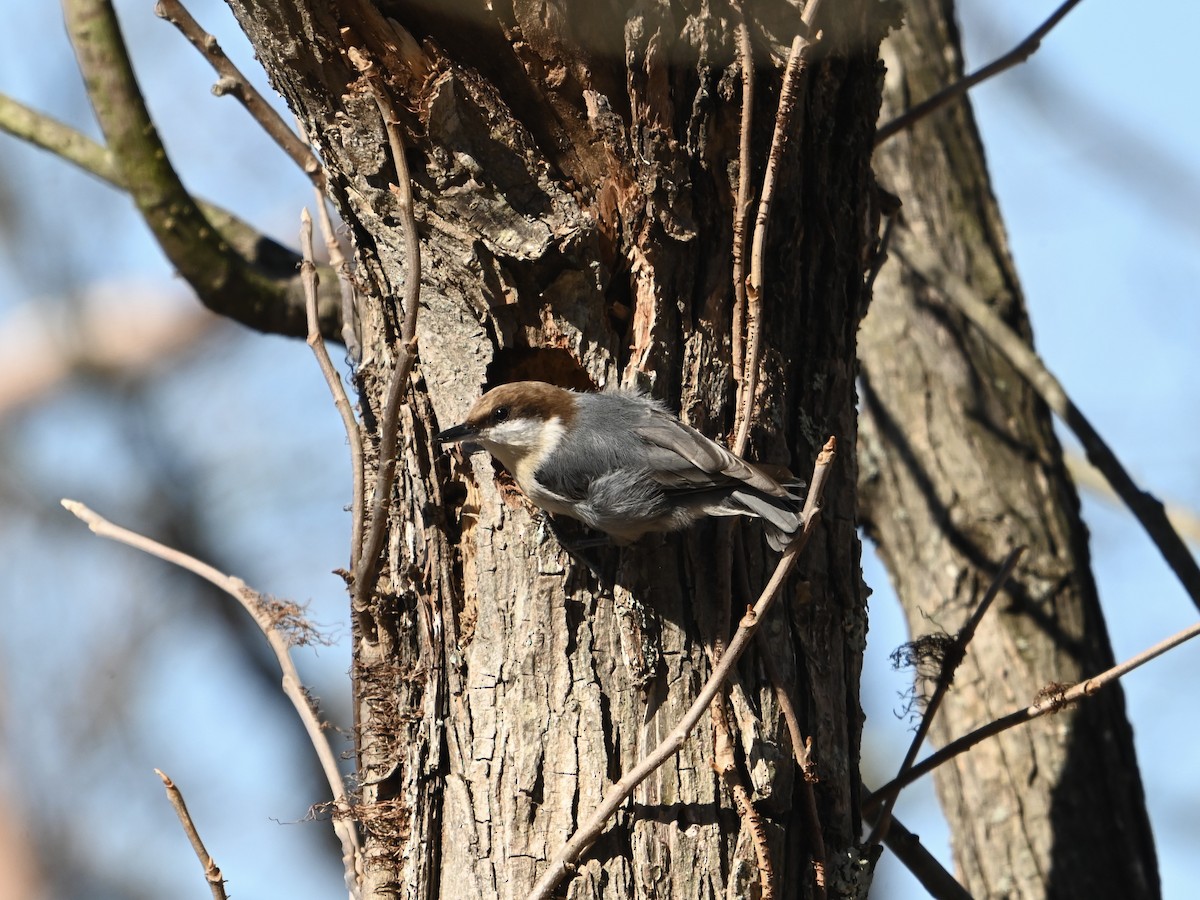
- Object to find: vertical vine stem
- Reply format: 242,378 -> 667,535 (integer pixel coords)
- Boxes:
347,50 -> 423,625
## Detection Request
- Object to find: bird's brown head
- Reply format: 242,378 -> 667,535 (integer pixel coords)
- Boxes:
436,382 -> 579,479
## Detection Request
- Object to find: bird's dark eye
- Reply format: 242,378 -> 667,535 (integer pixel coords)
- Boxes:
493,406 -> 510,423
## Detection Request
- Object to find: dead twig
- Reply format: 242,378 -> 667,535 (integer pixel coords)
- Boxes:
301,209 -> 366,570
893,227 -> 1200,615
527,437 -> 837,900
61,0 -> 337,339
866,616 -> 1200,813
347,54 -> 423,623
154,0 -> 324,187
866,546 -> 1024,845
313,183 -> 364,365
876,0 -> 1085,145
154,769 -> 229,900
62,500 -> 363,899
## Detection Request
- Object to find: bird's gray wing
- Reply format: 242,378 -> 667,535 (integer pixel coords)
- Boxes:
633,409 -> 794,498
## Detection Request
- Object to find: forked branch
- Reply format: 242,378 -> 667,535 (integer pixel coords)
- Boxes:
62,500 -> 363,899
866,546 -> 1024,845
866,616 -> 1200,811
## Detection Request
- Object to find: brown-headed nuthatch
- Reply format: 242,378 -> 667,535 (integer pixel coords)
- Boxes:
436,381 -> 802,550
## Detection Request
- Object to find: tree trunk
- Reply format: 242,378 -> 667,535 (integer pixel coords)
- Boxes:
860,1 -> 1159,896
222,1 -> 890,897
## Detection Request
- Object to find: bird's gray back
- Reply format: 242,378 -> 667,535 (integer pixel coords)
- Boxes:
533,391 -> 658,500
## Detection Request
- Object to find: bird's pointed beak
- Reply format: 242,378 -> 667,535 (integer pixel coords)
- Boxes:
435,422 -> 477,444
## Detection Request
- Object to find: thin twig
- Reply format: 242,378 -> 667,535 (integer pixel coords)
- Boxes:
63,500 -> 363,899
893,228 -> 1200,614
154,0 -> 324,187
154,769 -> 229,900
61,0 -> 336,340
866,546 -> 1024,845
527,438 -> 837,900
348,54 -> 423,621
0,92 -> 343,340
866,616 -> 1200,813
876,0 -> 1084,145
734,0 -> 823,456
314,185 -> 364,365
301,209 -> 366,569
293,113 -> 363,361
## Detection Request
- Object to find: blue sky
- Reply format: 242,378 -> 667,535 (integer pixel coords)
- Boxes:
1,1 -> 1196,897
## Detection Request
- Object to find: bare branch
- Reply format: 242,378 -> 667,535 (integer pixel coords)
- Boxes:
61,0 -> 339,340
876,0 -> 1085,145
301,209 -> 366,574
154,769 -> 229,900
0,93 -> 343,339
893,227 -> 1200,614
867,546 -> 1024,845
312,181 -> 363,363
866,616 -> 1200,813
348,54 -> 423,622
528,437 -> 838,900
154,0 -> 324,188
1066,452 -> 1200,547
62,500 -> 363,899
0,91 -> 118,183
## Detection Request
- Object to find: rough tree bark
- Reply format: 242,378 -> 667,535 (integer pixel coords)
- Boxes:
859,1 -> 1159,897
220,1 -> 891,897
